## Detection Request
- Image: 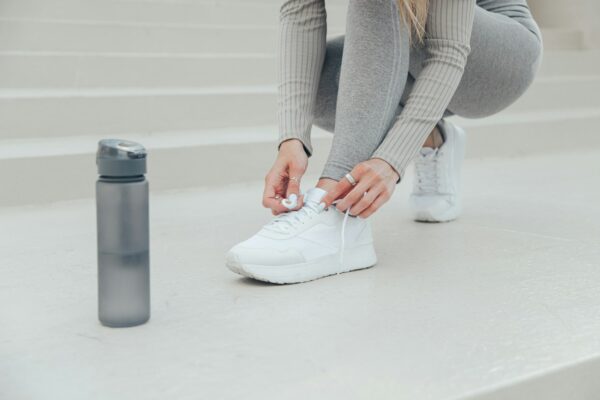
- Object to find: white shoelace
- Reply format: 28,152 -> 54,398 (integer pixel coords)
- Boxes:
414,149 -> 440,194
338,208 -> 351,274
263,201 -> 324,234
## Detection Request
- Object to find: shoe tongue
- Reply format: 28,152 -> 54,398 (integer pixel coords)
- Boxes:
304,187 -> 327,204
419,147 -> 437,157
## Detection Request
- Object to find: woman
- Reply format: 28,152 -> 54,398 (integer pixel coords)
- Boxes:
226,0 -> 543,284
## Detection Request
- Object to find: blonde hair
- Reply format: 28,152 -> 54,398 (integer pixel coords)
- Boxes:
397,0 -> 429,43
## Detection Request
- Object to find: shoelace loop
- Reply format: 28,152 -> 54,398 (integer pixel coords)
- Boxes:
263,201 -> 324,234
415,150 -> 441,194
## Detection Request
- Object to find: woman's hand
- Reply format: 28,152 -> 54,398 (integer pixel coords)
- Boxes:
262,139 -> 308,215
322,158 -> 399,218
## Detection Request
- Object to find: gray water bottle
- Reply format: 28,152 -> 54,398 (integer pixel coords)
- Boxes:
96,139 -> 150,327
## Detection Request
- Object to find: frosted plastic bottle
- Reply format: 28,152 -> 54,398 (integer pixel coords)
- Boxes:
96,139 -> 150,327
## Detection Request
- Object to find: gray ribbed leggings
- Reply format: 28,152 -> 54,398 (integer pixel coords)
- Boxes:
317,1 -> 543,180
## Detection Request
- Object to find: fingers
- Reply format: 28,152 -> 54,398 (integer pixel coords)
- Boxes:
281,192 -> 304,212
322,178 -> 353,207
263,166 -> 306,214
285,165 -> 305,211
262,172 -> 289,214
349,185 -> 383,216
262,142 -> 309,214
326,164 -> 373,210
263,196 -> 288,215
335,179 -> 371,214
358,193 -> 388,218
285,167 -> 303,198
330,164 -> 368,212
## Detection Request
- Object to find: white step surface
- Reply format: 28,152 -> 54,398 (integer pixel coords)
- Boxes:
0,49 -> 598,89
0,86 -> 277,139
0,0 -> 348,26
2,107 -> 600,207
0,52 -> 277,88
540,27 -> 585,50
1,75 -> 599,140
0,19 -> 279,53
2,150 -> 600,399
537,50 -> 600,77
2,49 -> 599,89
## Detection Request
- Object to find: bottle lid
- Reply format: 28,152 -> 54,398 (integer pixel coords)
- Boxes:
96,139 -> 147,177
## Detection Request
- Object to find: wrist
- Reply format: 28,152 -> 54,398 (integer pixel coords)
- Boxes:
279,138 -> 306,154
370,157 -> 401,182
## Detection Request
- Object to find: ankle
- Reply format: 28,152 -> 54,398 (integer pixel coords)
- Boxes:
422,126 -> 444,149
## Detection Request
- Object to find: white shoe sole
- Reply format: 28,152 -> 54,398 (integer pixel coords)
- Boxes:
413,205 -> 461,223
413,124 -> 466,223
226,243 -> 377,284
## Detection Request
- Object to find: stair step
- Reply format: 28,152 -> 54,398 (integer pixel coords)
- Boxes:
0,87 -> 277,139
0,52 -> 277,88
2,107 -> 600,207
505,75 -> 600,113
0,19 -> 281,54
541,28 -> 586,50
0,0 -> 347,27
537,50 -> 600,77
2,49 -> 598,89
2,75 -> 599,140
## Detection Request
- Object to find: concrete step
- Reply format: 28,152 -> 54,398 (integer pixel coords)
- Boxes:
0,0 -> 347,27
3,149 -> 600,400
2,107 -> 600,207
0,52 -> 277,88
505,75 -> 600,114
541,28 -> 586,50
2,49 -> 599,89
0,87 -> 276,139
0,19 -> 282,54
1,75 -> 599,140
0,15 -> 583,57
538,50 -> 600,77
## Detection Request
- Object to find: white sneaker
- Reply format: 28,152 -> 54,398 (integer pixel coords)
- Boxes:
226,188 -> 377,284
409,119 -> 466,222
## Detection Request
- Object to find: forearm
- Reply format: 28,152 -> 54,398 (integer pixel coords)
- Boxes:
372,0 -> 475,178
277,0 -> 327,156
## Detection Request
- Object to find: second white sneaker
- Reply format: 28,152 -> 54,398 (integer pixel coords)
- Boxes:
226,188 -> 377,284
410,119 -> 466,222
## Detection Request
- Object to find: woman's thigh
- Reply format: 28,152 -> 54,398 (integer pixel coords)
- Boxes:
409,6 -> 543,118
314,35 -> 405,132
315,6 -> 544,129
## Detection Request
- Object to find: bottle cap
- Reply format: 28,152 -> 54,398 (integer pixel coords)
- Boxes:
96,139 -> 147,177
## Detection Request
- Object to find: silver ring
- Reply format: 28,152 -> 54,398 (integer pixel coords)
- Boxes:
288,176 -> 300,183
345,173 -> 357,186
